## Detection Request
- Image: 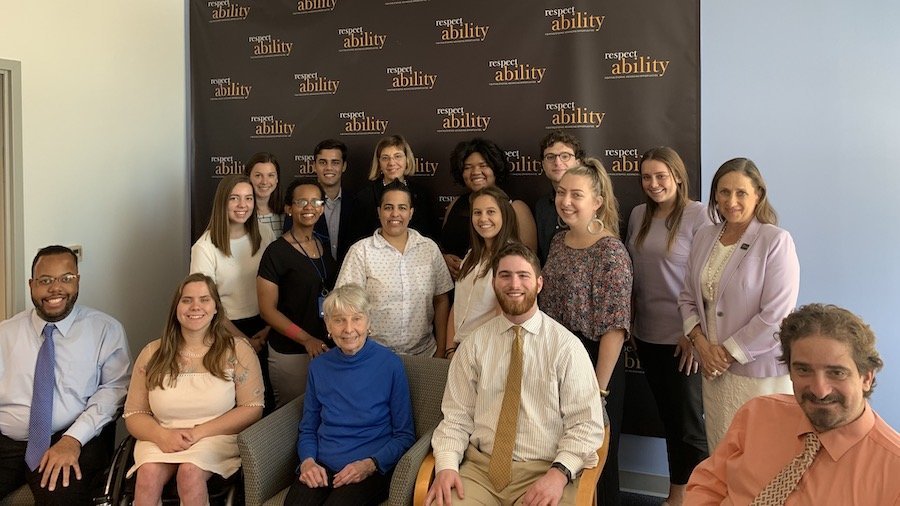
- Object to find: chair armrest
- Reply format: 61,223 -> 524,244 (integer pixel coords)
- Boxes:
575,422 -> 611,506
238,396 -> 304,506
413,452 -> 436,506
388,429 -> 434,506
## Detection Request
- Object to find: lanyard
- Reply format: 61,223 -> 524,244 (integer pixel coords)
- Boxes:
289,229 -> 328,293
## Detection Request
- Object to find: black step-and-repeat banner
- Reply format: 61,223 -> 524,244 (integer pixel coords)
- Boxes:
189,0 -> 700,437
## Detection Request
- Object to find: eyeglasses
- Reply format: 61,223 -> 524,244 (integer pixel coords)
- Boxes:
379,153 -> 406,163
543,152 -> 575,163
292,198 -> 326,208
34,274 -> 79,286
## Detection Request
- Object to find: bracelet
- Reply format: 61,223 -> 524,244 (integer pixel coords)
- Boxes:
687,334 -> 696,345
444,347 -> 457,358
285,323 -> 303,341
598,388 -> 610,398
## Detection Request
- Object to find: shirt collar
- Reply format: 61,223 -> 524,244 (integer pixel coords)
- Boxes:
326,188 -> 343,203
793,401 -> 875,461
30,305 -> 80,339
373,228 -> 425,250
500,308 -> 543,338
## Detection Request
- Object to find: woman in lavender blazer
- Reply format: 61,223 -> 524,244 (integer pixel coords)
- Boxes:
678,157 -> 799,450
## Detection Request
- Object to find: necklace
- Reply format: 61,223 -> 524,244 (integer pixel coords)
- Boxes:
703,225 -> 738,298
178,348 -> 208,358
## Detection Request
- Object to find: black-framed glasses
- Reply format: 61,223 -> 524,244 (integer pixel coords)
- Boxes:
543,152 -> 575,163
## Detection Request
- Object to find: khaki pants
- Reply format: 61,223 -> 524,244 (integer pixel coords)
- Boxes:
452,445 -> 579,505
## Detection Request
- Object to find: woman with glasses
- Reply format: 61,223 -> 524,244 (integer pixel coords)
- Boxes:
257,181 -> 337,407
439,138 -> 537,279
349,135 -> 436,244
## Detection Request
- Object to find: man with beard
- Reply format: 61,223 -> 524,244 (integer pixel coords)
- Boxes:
0,245 -> 131,504
685,303 -> 900,505
426,242 -> 603,506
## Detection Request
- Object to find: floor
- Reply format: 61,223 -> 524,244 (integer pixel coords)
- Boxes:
621,491 -> 667,505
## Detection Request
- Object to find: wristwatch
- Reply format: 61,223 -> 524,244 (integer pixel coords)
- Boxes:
550,462 -> 572,483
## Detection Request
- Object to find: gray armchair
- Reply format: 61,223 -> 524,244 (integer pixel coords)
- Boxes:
237,354 -> 450,506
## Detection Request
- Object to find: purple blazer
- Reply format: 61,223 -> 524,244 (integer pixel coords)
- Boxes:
678,218 -> 800,378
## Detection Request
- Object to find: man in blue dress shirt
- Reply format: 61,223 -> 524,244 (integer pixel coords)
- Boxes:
0,245 -> 131,504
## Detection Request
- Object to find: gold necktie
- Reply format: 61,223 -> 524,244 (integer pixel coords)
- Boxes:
487,325 -> 524,491
750,432 -> 822,505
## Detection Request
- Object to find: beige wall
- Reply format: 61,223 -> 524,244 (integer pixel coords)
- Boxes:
0,2 -> 188,355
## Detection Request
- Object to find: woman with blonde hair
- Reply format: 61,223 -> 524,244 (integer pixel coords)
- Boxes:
124,273 -> 264,506
540,158 -> 632,506
349,135 -> 436,242
626,147 -> 711,505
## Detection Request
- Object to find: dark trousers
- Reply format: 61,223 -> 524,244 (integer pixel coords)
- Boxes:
635,339 -> 709,484
578,335 -> 625,506
283,466 -> 392,506
0,424 -> 114,505
233,314 -> 277,415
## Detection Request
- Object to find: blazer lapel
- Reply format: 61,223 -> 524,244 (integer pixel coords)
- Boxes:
715,218 -> 762,306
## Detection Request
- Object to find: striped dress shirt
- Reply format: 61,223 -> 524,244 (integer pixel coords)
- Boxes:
432,310 -> 604,475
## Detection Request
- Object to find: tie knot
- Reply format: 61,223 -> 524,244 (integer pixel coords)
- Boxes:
42,324 -> 57,339
512,325 -> 522,339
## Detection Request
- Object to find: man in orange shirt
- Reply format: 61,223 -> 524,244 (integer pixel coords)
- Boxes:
685,303 -> 900,505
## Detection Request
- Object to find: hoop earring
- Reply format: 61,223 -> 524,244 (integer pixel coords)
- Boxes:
587,218 -> 605,235
556,216 -> 569,230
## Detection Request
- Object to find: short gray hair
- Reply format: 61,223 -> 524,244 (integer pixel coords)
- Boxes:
324,284 -> 371,319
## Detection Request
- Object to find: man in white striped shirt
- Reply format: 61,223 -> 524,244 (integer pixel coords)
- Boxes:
426,243 -> 604,506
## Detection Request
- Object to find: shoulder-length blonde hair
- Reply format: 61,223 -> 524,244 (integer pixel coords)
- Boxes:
633,147 -> 692,253
564,158 -> 621,239
144,273 -> 237,390
707,157 -> 777,225
206,174 -> 263,256
367,135 -> 417,180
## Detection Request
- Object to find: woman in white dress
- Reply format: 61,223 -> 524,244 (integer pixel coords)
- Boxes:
445,185 -> 520,356
679,158 -> 800,449
124,273 -> 264,506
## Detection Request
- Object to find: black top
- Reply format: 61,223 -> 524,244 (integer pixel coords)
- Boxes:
535,189 -> 563,266
258,236 -> 337,354
439,192 -> 472,259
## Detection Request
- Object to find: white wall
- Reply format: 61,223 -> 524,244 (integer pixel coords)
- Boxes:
0,2 -> 188,355
623,0 -> 900,488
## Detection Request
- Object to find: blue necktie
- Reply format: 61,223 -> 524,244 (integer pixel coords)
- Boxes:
25,323 -> 57,471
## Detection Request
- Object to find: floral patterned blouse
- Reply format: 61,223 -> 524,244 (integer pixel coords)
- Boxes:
540,233 -> 633,341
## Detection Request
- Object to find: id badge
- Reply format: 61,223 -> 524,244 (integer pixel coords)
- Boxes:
317,295 -> 326,319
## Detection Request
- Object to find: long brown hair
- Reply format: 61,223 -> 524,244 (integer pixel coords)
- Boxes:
634,147 -> 691,253
458,186 -> 520,280
708,157 -> 778,225
564,158 -> 621,239
144,273 -> 237,389
206,174 -> 263,256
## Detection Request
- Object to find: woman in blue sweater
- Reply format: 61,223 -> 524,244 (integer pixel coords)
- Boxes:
284,283 -> 415,506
